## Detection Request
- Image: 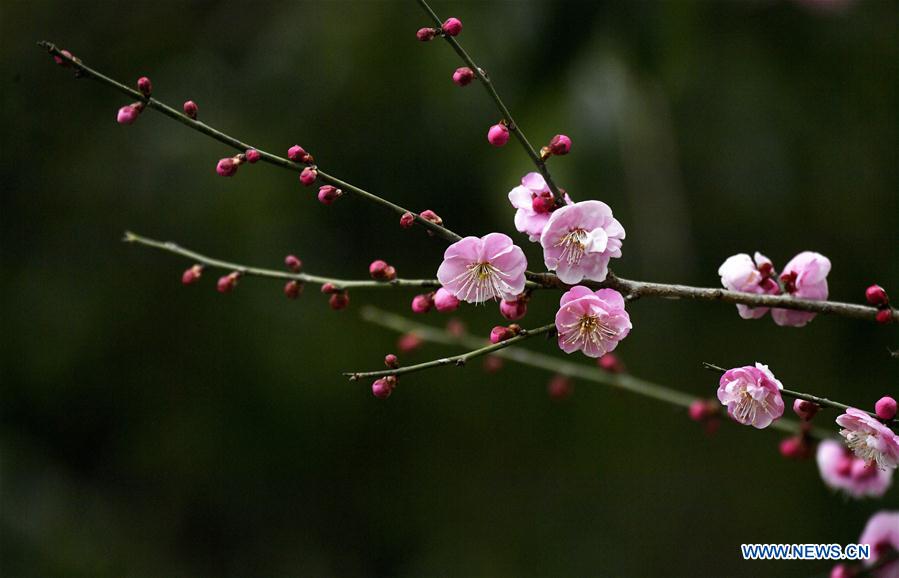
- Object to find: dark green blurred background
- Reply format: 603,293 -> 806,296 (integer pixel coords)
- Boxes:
2,0 -> 897,576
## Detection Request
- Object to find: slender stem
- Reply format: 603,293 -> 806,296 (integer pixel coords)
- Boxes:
344,322 -> 556,380
38,41 -> 462,244
124,231 -> 441,291
416,0 -> 564,203
702,362 -> 897,428
356,306 -> 829,438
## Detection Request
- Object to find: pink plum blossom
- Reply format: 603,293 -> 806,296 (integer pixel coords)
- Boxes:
717,252 -> 780,319
540,201 -> 625,284
836,408 -> 899,470
555,286 -> 631,358
436,233 -> 527,303
817,439 -> 893,499
716,363 -> 784,429
772,251 -> 831,327
859,511 -> 899,578
508,172 -> 573,242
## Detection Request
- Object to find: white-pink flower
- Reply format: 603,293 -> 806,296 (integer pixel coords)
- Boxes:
859,511 -> 899,578
816,439 -> 893,499
716,363 -> 785,429
540,201 -> 625,284
718,252 -> 780,319
772,251 -> 831,327
836,408 -> 899,470
436,233 -> 527,303
555,286 -> 631,358
507,173 -> 573,242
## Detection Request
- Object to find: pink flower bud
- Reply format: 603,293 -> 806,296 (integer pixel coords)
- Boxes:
792,399 -> 819,421
329,292 -> 349,310
284,280 -> 302,299
779,436 -> 809,460
183,100 -> 198,119
442,17 -> 462,36
597,353 -> 625,374
548,134 -> 572,156
53,49 -> 74,67
419,209 -> 442,226
483,355 -> 503,373
300,167 -> 317,186
499,298 -> 527,321
547,375 -> 573,400
217,272 -> 239,293
321,283 -> 337,294
433,287 -> 460,312
216,157 -> 239,177
487,123 -> 510,147
489,325 -> 514,344
116,104 -> 140,125
137,76 -> 152,96
369,260 -> 391,280
372,378 -> 393,399
317,184 -> 341,204
411,293 -> 433,314
284,255 -> 302,272
245,149 -> 261,164
288,145 -> 309,163
181,265 -> 203,285
397,332 -> 422,353
531,193 -> 555,214
865,284 -> 889,306
384,354 -> 399,369
689,400 -> 709,422
452,67 -> 474,87
400,212 -> 415,229
875,396 -> 897,420
416,27 -> 436,42
875,309 -> 893,325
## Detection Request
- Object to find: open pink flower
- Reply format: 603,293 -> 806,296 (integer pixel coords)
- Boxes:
836,408 -> 899,470
817,439 -> 893,498
555,286 -> 631,357
540,201 -> 625,284
508,173 -> 573,242
437,233 -> 527,303
718,252 -> 780,319
717,363 -> 784,429
859,511 -> 899,578
772,251 -> 831,327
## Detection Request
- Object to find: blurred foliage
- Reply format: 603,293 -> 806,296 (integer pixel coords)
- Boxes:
1,0 -> 897,576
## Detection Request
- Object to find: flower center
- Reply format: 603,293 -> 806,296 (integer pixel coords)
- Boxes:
561,313 -> 618,349
733,390 -> 769,424
841,429 -> 885,469
555,229 -> 589,266
448,261 -> 514,303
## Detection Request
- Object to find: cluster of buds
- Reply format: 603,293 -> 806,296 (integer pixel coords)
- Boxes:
416,17 -> 463,42
688,398 -> 721,434
539,134 -> 572,159
369,260 -> 397,282
283,254 -> 304,300
321,282 -> 349,310
865,284 -> 893,325
489,323 -> 521,344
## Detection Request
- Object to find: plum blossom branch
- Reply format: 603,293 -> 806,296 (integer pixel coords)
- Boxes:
528,271 -> 898,323
124,231 -> 441,291
344,320 -> 556,381
703,362 -> 898,428
38,41 -> 462,244
416,0 -> 565,203
355,306 -> 826,438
